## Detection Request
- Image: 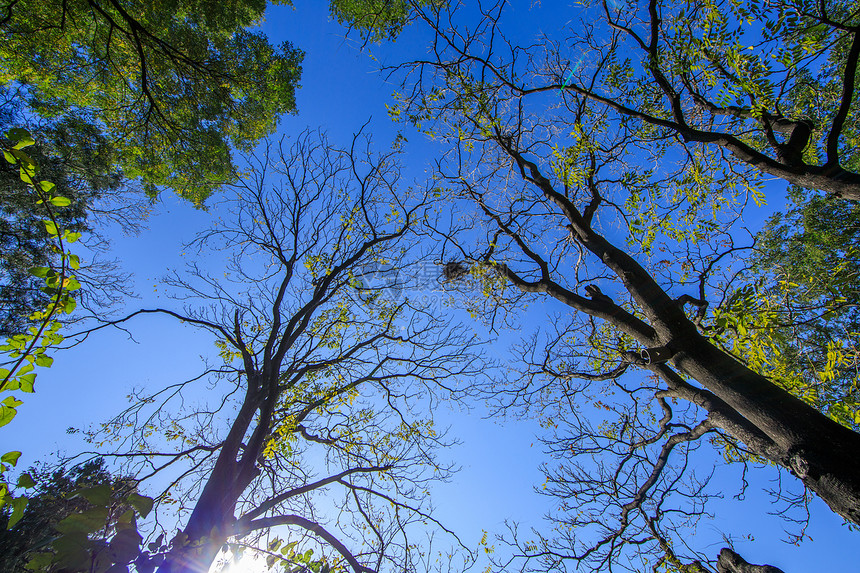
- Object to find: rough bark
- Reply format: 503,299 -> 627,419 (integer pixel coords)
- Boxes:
716,548 -> 787,573
669,332 -> 860,525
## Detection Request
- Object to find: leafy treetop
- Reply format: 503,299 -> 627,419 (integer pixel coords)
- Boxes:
1,0 -> 303,203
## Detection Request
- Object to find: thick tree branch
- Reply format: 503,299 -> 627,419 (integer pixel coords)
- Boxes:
242,515 -> 376,573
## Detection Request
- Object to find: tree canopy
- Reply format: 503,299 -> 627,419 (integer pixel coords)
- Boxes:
552,0 -> 860,200
719,189 -> 860,430
0,91 -> 145,338
0,0 -> 303,202
329,0 -> 443,42
0,458 -> 138,573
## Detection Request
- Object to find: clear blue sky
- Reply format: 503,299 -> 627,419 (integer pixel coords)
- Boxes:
3,1 -> 858,572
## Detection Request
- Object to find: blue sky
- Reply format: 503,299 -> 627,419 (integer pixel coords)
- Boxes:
3,1 -> 859,572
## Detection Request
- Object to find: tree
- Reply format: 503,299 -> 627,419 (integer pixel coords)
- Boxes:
0,0 -> 442,327
0,458 -> 137,573
65,129 -> 478,573
330,0 -> 445,43
381,1 -> 860,569
0,0 -> 449,202
718,188 -> 860,430
0,125 -> 153,573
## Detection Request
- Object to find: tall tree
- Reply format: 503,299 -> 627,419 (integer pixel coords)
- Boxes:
0,0 -> 440,329
65,130 -> 478,573
382,1 -> 860,569
0,0 -> 447,202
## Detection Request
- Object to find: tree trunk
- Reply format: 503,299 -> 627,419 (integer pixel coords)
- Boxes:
566,192 -> 860,525
716,548 -> 786,573
155,383 -> 263,573
669,330 -> 860,526
155,486 -> 237,573
495,131 -> 860,527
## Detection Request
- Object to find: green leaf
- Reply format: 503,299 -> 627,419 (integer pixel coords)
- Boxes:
127,492 -> 154,518
51,531 -> 90,569
1,451 -> 22,465
25,551 -> 53,571
0,405 -> 18,427
10,148 -> 34,167
7,496 -> 28,528
63,230 -> 82,243
2,396 -> 23,408
18,374 -> 36,393
7,128 -> 35,148
38,180 -> 56,194
109,528 -> 142,563
43,221 -> 58,236
68,254 -> 80,270
0,404 -> 17,427
17,473 -> 35,488
77,483 -> 112,506
56,506 -> 110,534
19,163 -> 35,180
116,508 -> 135,525
50,196 -> 71,207
34,354 -> 53,367
29,266 -> 51,278
281,540 -> 298,556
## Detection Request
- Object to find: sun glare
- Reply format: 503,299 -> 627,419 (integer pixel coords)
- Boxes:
209,550 -> 269,573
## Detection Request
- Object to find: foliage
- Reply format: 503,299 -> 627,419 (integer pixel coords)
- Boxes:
0,127 -> 81,429
0,458 -> 147,573
0,0 -> 304,202
715,189 -> 860,428
0,92 -> 127,338
382,1 -> 860,570
329,0 -> 444,42
567,0 -> 860,198
0,128 -> 84,569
